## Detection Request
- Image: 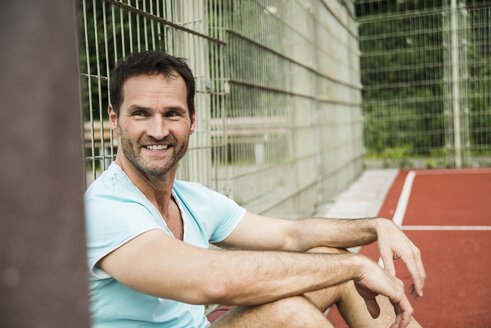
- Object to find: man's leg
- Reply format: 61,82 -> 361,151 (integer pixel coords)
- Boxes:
210,295 -> 334,328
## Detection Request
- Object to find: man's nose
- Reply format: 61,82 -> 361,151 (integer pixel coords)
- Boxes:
147,117 -> 169,140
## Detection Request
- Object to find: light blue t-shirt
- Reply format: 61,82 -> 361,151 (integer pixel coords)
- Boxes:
85,163 -> 246,328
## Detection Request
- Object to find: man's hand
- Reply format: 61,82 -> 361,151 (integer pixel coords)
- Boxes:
375,218 -> 426,299
354,256 -> 414,328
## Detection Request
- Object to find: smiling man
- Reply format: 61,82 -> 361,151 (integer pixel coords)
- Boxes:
85,51 -> 425,328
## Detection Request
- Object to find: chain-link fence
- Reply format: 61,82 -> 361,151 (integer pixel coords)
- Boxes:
79,0 -> 363,218
356,0 -> 491,168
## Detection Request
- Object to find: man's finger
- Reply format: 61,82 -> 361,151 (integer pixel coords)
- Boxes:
390,303 -> 402,328
381,251 -> 396,276
401,253 -> 424,298
408,284 -> 419,300
413,246 -> 426,296
398,305 -> 413,328
394,295 -> 413,328
386,276 -> 413,328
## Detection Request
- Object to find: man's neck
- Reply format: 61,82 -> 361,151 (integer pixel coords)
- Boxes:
115,154 -> 176,218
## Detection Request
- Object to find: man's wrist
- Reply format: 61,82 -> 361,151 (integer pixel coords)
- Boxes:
347,253 -> 373,281
372,217 -> 393,237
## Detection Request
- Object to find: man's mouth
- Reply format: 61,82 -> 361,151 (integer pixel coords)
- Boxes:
144,144 -> 169,151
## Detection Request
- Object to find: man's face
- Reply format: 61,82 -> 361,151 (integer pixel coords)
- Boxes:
109,73 -> 195,177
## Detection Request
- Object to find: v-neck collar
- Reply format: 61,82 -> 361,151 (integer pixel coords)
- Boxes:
111,163 -> 187,241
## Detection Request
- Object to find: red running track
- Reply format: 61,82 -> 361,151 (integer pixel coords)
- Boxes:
328,168 -> 491,327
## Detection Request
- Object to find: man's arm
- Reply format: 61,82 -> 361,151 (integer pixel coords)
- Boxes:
216,212 -> 426,298
98,228 -> 413,327
215,212 -> 379,251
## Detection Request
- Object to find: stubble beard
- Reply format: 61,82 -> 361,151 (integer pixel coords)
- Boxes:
119,129 -> 189,177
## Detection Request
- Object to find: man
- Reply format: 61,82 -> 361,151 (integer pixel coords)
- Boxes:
85,51 -> 426,328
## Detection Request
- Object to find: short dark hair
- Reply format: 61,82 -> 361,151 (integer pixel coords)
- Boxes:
109,51 -> 195,117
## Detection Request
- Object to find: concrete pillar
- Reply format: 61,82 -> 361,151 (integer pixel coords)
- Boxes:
0,1 -> 90,327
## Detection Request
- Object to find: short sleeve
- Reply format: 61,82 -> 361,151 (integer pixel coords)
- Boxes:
85,193 -> 164,279
206,189 -> 246,243
172,181 -> 246,244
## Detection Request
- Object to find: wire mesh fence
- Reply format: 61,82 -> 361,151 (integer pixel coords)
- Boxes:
355,0 -> 491,168
79,0 -> 363,218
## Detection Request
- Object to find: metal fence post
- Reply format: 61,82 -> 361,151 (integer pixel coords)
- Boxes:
0,0 -> 90,327
451,0 -> 462,167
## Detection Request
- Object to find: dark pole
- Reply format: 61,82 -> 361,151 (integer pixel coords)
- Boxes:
0,0 -> 90,327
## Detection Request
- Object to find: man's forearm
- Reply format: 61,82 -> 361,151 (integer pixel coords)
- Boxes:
286,217 -> 388,251
205,248 -> 366,306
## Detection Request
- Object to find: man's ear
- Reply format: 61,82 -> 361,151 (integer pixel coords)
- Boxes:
189,111 -> 196,135
108,105 -> 119,133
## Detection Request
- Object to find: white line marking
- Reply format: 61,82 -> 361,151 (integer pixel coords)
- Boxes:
393,171 -> 416,228
402,225 -> 491,231
379,171 -> 416,268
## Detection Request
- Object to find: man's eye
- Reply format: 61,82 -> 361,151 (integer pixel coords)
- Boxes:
166,111 -> 179,117
132,111 -> 146,117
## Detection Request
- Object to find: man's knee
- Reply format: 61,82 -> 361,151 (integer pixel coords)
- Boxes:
264,296 -> 331,327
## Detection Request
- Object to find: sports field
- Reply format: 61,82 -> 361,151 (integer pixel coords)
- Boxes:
329,168 -> 491,327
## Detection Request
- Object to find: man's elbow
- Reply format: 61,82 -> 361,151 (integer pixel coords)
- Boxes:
201,278 -> 230,304
203,276 -> 267,306
194,252 -> 259,305
203,278 -> 258,306
281,220 -> 301,251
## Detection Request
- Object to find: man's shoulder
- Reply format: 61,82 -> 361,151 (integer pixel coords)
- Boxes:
84,164 -> 159,230
85,163 -> 137,202
173,179 -> 207,191
173,180 -> 223,200
173,180 -> 239,210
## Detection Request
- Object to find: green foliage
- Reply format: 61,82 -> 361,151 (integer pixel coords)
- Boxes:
365,146 -> 413,168
356,0 -> 491,165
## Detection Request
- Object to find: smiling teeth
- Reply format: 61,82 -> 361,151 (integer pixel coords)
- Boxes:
146,145 -> 168,150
